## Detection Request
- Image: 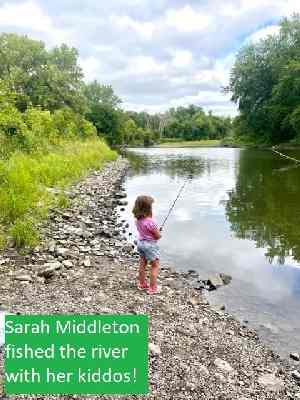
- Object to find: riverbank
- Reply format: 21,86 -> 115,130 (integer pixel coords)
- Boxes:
0,158 -> 299,399
157,140 -> 221,148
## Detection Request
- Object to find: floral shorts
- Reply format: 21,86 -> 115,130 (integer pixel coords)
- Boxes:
137,240 -> 159,262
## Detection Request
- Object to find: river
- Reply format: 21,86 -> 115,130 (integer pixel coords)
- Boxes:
120,147 -> 300,358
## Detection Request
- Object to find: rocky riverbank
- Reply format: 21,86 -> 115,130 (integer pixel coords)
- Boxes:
0,157 -> 300,399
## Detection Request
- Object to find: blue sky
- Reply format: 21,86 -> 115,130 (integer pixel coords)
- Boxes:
0,0 -> 298,116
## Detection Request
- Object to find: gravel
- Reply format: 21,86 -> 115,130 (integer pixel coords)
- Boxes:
0,157 -> 299,399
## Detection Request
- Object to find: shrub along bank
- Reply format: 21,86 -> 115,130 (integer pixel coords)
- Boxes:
0,81 -> 116,248
0,139 -> 116,249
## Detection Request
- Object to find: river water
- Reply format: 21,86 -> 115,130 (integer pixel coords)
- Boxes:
121,147 -> 300,358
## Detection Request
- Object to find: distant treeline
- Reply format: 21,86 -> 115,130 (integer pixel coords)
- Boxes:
127,106 -> 232,145
228,14 -> 300,145
0,33 -> 233,150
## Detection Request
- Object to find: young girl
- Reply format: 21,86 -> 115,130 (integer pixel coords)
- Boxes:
132,195 -> 162,295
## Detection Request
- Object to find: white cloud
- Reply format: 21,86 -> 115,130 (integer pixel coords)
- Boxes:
126,56 -> 166,76
2,0 -> 300,116
122,89 -> 238,117
110,15 -> 155,39
165,5 -> 212,33
171,50 -> 193,68
0,0 -> 68,45
168,89 -> 235,114
79,56 -> 102,82
282,0 -> 300,16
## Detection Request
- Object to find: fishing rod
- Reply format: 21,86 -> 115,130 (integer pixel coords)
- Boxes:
271,146 -> 300,164
160,174 -> 192,230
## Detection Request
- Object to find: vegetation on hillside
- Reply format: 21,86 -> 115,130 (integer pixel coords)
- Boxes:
0,33 -> 117,248
228,14 -> 300,145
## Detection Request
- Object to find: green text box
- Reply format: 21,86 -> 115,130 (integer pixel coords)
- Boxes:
5,314 -> 148,395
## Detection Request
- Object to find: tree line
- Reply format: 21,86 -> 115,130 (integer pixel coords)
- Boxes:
229,14 -> 300,145
0,33 -> 233,151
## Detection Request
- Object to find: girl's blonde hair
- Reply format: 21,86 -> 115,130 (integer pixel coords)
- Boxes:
132,195 -> 154,219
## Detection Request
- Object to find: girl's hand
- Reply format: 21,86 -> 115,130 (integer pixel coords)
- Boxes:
153,228 -> 162,240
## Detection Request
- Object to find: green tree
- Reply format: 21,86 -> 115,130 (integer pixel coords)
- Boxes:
84,80 -> 123,144
229,14 -> 300,144
122,118 -> 138,144
0,34 -> 86,114
84,81 -> 121,109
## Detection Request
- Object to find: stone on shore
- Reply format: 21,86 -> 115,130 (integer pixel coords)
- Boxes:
83,257 -> 92,268
62,260 -> 73,269
149,343 -> 161,356
257,373 -> 285,392
214,358 -> 234,374
38,262 -> 61,278
13,274 -> 32,282
292,370 -> 300,381
290,353 -> 300,361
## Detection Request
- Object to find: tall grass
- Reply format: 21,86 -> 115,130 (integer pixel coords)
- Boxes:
0,138 -> 117,248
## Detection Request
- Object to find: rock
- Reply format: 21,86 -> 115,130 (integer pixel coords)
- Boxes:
82,231 -> 92,239
117,200 -> 128,206
115,192 -> 127,199
149,343 -> 161,356
123,244 -> 134,253
48,243 -> 56,253
214,372 -> 227,382
207,274 -> 224,289
38,262 -> 61,278
83,257 -> 92,268
214,358 -> 234,374
219,273 -> 232,285
55,247 -> 68,257
14,274 -> 32,282
198,364 -> 210,376
62,260 -> 73,269
227,330 -> 235,336
292,370 -> 300,381
257,373 -> 285,392
62,212 -> 72,219
188,297 -> 200,307
290,353 -> 300,361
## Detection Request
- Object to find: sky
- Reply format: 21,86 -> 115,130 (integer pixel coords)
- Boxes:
0,0 -> 299,116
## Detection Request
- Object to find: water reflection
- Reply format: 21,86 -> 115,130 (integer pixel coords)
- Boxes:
122,147 -> 300,357
226,149 -> 300,264
126,149 -> 206,179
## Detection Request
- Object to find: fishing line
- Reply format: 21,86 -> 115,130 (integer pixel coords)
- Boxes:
271,146 -> 300,164
160,174 -> 192,230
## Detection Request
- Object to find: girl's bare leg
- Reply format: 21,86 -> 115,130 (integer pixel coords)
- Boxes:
150,259 -> 159,289
139,257 -> 147,285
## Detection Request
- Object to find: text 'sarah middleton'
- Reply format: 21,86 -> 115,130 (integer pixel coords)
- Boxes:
5,319 -> 140,335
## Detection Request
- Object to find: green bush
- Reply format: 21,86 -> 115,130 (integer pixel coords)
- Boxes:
9,216 -> 39,248
23,107 -> 59,151
0,138 -> 116,248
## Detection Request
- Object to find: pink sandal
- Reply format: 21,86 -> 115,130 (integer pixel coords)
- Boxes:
138,281 -> 149,290
147,286 -> 158,295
